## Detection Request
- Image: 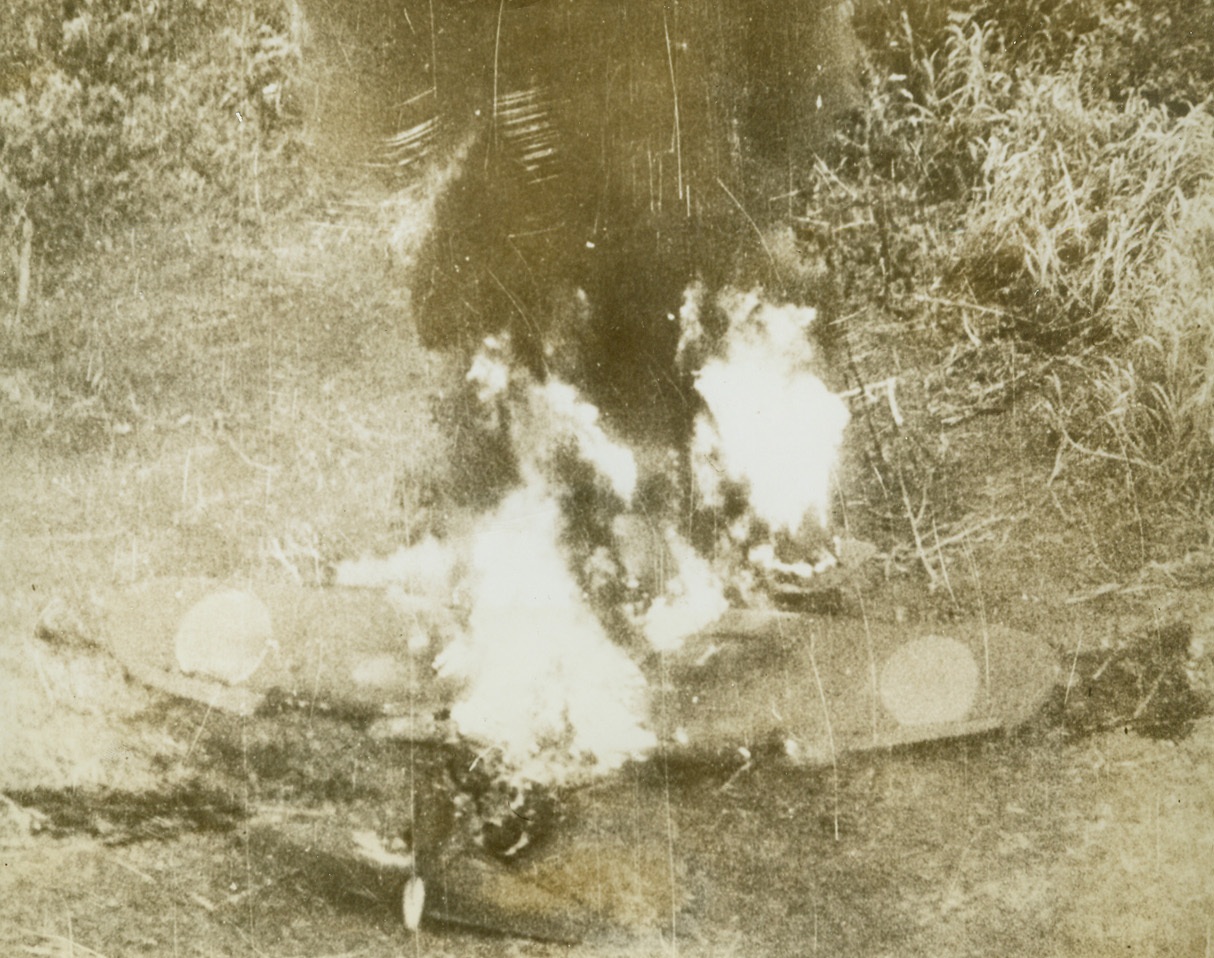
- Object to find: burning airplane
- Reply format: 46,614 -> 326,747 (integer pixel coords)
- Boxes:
352,0 -> 864,790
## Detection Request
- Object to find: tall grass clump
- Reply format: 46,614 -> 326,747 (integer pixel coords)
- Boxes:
1113,193 -> 1214,501
834,13 -> 1004,199
802,13 -> 1015,334
955,77 -> 1214,349
833,0 -> 1214,541
949,51 -> 1214,497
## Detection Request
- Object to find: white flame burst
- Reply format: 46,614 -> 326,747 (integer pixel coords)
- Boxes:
436,483 -> 655,783
434,342 -> 656,783
368,286 -> 850,788
689,287 -> 850,535
641,529 -> 729,652
466,335 -> 637,501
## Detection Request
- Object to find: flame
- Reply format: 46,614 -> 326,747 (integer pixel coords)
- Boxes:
334,535 -> 456,596
641,529 -> 729,652
689,287 -> 850,534
436,482 -> 655,783
374,285 -> 852,787
436,345 -> 653,784
466,335 -> 637,501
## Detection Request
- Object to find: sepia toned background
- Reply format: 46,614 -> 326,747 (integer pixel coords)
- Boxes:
3,0 -> 1214,954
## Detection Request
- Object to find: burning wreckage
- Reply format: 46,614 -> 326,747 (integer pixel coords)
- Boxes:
58,0 -> 1209,942
412,283 -> 861,785
92,286 -> 1072,941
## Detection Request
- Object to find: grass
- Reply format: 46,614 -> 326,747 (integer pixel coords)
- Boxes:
955,76 -> 1214,348
1,8 -> 1213,956
2,0 -> 1213,589
0,201 -> 456,591
810,0 -> 1214,584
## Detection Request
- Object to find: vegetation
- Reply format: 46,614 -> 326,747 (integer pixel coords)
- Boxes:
3,0 -> 1213,590
819,0 -> 1214,574
0,0 -> 305,275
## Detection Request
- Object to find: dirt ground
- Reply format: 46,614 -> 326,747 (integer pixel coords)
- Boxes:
3,146 -> 1214,958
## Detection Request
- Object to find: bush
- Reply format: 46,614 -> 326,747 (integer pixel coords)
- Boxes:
1,0 -> 304,291
1125,192 -> 1214,490
1087,0 -> 1214,110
